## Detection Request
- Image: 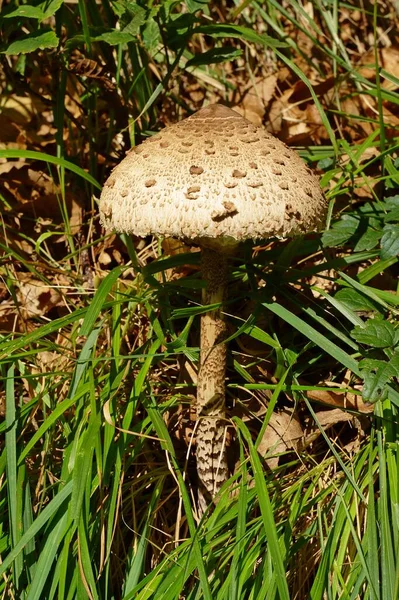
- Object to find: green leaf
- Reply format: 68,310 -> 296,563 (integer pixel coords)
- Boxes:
228,316 -> 281,350
0,482 -> 73,578
94,30 -> 134,45
3,0 -> 64,20
385,195 -> 399,209
40,0 -> 65,19
352,319 -> 396,348
111,0 -> 125,17
165,13 -> 199,47
26,512 -> 68,600
80,266 -> 124,337
5,363 -> 23,585
70,412 -> 101,526
317,156 -> 336,170
354,228 -> 382,252
380,224 -> 399,259
392,353 -> 399,374
3,29 -> 59,55
144,394 -> 213,600
186,46 -> 242,67
384,208 -> 399,223
120,2 -> 147,35
186,0 -> 210,12
360,357 -> 399,377
143,252 -> 199,277
359,358 -> 398,402
322,215 -> 360,248
123,482 -> 163,595
335,288 -> 378,313
3,6 -> 45,19
142,19 -> 160,51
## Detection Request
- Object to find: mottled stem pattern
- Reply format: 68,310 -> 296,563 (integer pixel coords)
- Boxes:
196,247 -> 229,510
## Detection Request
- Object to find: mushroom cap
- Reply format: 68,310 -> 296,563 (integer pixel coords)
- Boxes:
100,104 -> 327,247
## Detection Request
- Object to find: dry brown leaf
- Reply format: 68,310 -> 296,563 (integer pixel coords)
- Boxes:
307,388 -> 373,414
302,407 -> 367,451
0,95 -> 44,125
359,46 -> 399,90
307,270 -> 336,298
98,250 -> 112,267
268,87 -> 314,141
339,146 -> 379,166
68,53 -> 115,92
0,159 -> 27,175
1,165 -> 83,234
257,409 -> 303,468
0,115 -> 24,145
312,408 -> 353,428
61,196 -> 83,236
268,78 -> 334,142
277,67 -> 291,83
16,273 -> 63,319
36,350 -> 70,373
305,104 -> 325,144
267,88 -> 289,135
2,227 -> 35,257
339,97 -> 375,139
0,302 -> 17,332
237,75 -> 278,125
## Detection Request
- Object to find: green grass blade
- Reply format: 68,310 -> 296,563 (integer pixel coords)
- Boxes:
263,301 -> 360,375
77,517 -> 99,600
79,266 -> 124,337
26,512 -> 69,600
0,482 -> 73,578
234,418 -> 290,600
0,149 -> 101,189
5,363 -> 23,589
123,481 -> 164,596
145,395 -> 213,600
230,445 -> 249,600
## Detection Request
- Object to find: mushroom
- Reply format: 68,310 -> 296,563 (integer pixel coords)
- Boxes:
99,104 -> 327,510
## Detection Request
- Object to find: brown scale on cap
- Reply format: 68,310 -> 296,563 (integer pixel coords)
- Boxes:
190,165 -> 204,175
99,104 -> 327,513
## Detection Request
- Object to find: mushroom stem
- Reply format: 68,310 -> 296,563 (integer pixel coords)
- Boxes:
196,247 -> 229,507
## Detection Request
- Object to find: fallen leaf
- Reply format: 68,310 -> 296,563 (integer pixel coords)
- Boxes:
359,47 -> 399,90
16,273 -> 63,319
0,94 -> 45,125
0,302 -> 18,332
257,409 -> 303,468
307,387 -> 373,413
237,75 -> 278,125
0,159 -> 27,175
268,78 -> 334,143
1,165 -> 83,234
312,408 -> 354,428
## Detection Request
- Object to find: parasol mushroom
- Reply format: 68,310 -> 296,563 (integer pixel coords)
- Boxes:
99,103 -> 327,510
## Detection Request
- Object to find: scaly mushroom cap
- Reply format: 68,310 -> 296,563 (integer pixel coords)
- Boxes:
100,104 -> 327,246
